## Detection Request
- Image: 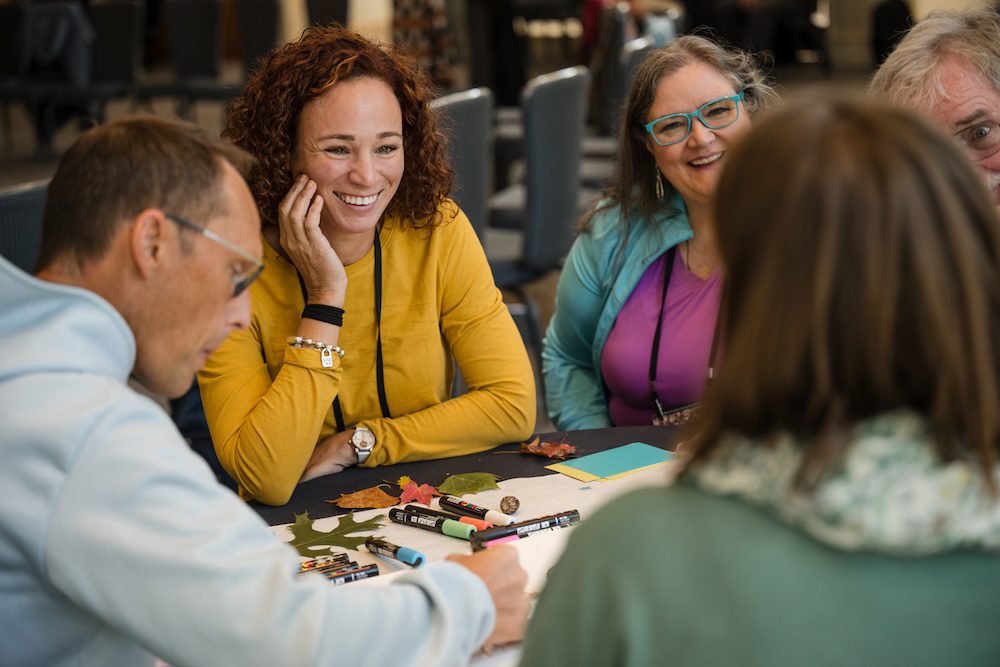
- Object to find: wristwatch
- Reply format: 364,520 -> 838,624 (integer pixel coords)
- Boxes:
349,427 -> 376,465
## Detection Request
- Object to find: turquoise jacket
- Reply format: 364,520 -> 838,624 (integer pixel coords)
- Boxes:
542,193 -> 693,430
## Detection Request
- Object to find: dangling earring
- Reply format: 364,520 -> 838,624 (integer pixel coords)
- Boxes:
655,169 -> 664,200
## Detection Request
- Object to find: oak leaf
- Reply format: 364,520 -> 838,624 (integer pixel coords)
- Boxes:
399,480 -> 440,505
520,435 -> 577,460
329,484 -> 399,509
437,472 -> 500,496
289,511 -> 384,556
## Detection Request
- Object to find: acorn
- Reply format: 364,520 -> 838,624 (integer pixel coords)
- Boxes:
500,495 -> 520,515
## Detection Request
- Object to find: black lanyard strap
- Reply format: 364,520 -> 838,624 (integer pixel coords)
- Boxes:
296,226 -> 391,432
648,244 -> 721,420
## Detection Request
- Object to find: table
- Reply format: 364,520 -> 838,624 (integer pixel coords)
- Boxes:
252,424 -> 682,526
265,425 -> 684,666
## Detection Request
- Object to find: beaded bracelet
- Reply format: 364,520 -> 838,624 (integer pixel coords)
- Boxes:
286,336 -> 345,368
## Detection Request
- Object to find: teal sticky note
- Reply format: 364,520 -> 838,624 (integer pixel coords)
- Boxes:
555,442 -> 672,479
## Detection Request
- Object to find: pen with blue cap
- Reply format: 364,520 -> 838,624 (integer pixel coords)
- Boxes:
365,537 -> 426,567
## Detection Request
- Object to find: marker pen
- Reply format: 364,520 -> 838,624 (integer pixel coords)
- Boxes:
388,507 -> 477,540
470,509 -> 581,551
299,560 -> 359,578
404,504 -> 494,531
440,496 -> 517,527
365,537 -> 426,567
298,553 -> 351,573
324,563 -> 380,586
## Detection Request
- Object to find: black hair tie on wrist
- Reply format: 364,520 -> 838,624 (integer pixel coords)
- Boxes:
302,303 -> 344,327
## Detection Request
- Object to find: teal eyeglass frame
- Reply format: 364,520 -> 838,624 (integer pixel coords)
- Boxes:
644,91 -> 746,147
166,213 -> 264,297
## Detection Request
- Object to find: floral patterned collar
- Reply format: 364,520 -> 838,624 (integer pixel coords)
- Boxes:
688,410 -> 1000,555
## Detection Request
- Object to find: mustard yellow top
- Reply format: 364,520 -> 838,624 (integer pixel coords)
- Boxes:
198,203 -> 536,505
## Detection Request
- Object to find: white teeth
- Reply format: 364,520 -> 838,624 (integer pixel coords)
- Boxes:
690,153 -> 722,166
337,192 -> 378,206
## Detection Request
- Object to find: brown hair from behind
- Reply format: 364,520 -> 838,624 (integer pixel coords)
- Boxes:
224,25 -> 453,229
683,93 -> 1000,488
34,116 -> 253,273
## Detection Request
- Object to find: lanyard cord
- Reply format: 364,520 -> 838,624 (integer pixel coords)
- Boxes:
648,244 -> 721,420
296,226 -> 391,432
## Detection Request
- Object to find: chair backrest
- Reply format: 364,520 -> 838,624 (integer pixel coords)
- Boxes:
591,2 -> 630,135
0,3 -> 27,80
90,0 -> 144,84
430,87 -> 494,241
522,66 -> 590,273
0,179 -> 49,274
238,0 -> 280,76
306,0 -> 348,27
615,35 -> 654,126
163,0 -> 221,79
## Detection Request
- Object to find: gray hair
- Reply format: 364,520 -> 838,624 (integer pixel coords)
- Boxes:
869,7 -> 1000,112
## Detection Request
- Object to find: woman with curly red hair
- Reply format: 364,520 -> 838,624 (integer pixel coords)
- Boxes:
198,26 -> 535,505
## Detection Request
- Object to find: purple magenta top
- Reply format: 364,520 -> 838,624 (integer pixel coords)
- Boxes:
600,250 -> 723,426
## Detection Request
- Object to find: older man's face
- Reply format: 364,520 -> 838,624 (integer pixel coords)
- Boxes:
932,56 -> 1000,204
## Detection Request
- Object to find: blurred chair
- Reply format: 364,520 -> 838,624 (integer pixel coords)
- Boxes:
43,0 -> 145,128
238,0 -> 280,76
589,1 -> 631,137
138,0 -> 240,119
487,66 -> 597,367
306,0 -> 348,26
0,179 -> 49,274
0,2 -> 28,153
430,87 -> 494,241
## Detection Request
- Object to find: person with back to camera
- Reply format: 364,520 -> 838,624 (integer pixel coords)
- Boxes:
869,6 -> 1000,204
521,94 -> 1000,666
542,35 -> 778,431
199,26 -> 536,506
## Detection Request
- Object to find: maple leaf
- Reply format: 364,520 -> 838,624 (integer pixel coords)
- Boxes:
520,435 -> 577,460
329,484 -> 399,509
437,472 -> 500,496
399,480 -> 440,505
397,475 -> 412,489
289,511 -> 385,556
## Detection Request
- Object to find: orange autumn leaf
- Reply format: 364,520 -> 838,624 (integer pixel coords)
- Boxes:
399,480 -> 440,506
329,484 -> 399,509
520,435 -> 576,460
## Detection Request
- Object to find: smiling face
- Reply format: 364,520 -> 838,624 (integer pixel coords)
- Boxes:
930,56 -> 1000,205
292,76 -> 405,243
646,61 -> 750,210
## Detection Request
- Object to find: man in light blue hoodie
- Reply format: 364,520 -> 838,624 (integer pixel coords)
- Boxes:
0,116 -> 528,666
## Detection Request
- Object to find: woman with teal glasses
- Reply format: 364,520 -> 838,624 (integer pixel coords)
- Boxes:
542,35 -> 778,430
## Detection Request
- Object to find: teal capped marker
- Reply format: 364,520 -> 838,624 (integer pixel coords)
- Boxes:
365,537 -> 426,567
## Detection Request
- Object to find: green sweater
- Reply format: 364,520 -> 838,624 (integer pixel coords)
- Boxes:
521,483 -> 1000,667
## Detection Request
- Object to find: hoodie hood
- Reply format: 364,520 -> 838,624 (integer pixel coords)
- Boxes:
0,256 -> 135,385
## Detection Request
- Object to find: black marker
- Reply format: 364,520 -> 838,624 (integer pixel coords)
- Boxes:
365,537 -> 426,567
470,509 -> 581,551
404,504 -> 494,531
324,563 -> 380,586
388,507 -> 476,540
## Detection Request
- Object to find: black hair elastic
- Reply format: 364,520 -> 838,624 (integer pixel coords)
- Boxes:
302,304 -> 344,327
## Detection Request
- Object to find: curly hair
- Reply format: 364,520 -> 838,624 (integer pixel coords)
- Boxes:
582,35 -> 779,233
224,25 -> 453,229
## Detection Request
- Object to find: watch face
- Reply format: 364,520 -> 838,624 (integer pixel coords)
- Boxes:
353,428 -> 375,451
